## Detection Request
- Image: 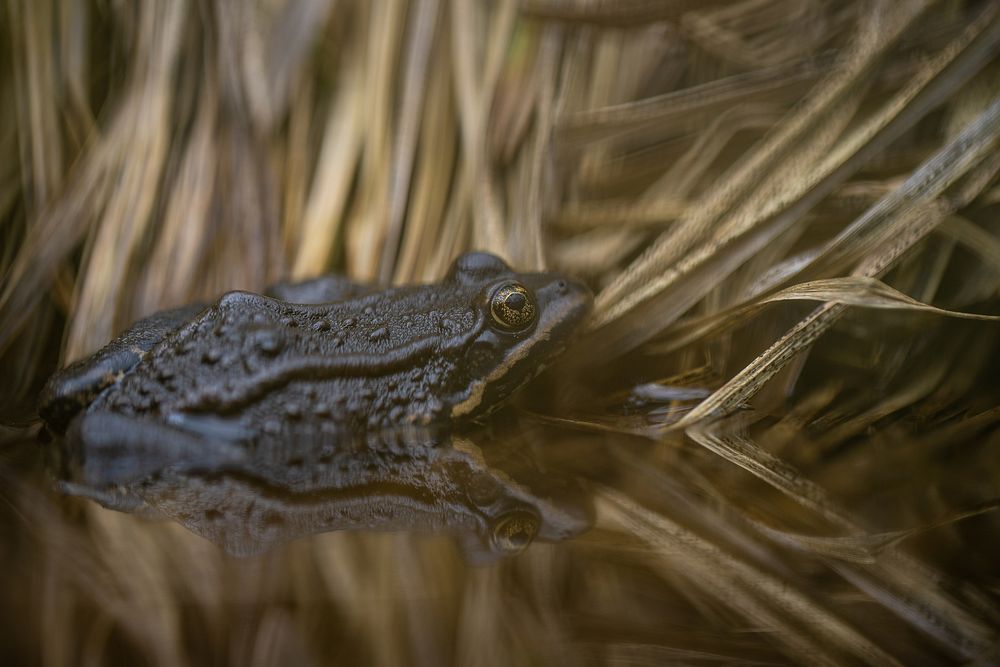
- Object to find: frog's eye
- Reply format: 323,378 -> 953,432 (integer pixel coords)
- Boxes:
490,510 -> 540,555
489,283 -> 537,332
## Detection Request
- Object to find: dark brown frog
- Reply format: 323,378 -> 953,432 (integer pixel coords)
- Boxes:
41,252 -> 592,439
40,252 -> 594,558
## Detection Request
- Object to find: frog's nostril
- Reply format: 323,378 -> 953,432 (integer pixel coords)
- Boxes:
556,280 -> 567,293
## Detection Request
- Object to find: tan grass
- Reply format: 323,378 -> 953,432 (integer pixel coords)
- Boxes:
2,1 -> 1000,664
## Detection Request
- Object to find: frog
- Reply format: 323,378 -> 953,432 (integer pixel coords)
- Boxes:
40,251 -> 591,516
41,251 -> 591,437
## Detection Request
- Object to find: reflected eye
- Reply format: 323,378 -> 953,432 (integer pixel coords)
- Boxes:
490,510 -> 540,554
489,283 -> 537,332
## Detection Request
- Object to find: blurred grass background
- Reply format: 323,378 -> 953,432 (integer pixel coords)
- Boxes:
2,0 -> 1000,664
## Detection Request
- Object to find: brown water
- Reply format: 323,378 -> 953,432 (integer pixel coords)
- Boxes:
2,310 -> 999,665
3,1 -> 1000,664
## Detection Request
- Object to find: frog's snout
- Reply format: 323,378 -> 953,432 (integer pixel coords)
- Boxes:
536,275 -> 593,335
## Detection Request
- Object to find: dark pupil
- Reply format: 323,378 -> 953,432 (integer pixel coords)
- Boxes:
505,292 -> 526,311
508,528 -> 530,548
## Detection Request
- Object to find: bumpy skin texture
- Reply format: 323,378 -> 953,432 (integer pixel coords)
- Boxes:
38,304 -> 206,433
41,252 -> 592,436
41,253 -> 594,558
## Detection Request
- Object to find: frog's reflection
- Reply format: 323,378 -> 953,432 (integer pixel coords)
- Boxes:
55,418 -> 593,562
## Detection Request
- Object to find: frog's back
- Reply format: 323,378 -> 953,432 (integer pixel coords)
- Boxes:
92,287 -> 481,432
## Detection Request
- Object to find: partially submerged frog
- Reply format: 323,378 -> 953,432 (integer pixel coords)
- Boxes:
40,252 -> 593,557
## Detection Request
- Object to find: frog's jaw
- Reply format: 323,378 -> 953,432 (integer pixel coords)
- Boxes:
449,276 -> 592,421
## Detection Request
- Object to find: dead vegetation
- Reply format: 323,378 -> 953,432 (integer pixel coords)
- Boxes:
2,0 -> 1000,664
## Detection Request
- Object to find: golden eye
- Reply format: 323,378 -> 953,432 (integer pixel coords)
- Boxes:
490,511 -> 540,554
489,283 -> 537,331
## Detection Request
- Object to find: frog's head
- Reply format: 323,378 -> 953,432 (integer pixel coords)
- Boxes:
441,252 -> 593,422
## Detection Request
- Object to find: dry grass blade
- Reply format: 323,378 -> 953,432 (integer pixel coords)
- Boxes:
8,0 -> 64,210
597,487 -> 902,666
937,214 -> 1000,270
588,2 -> 1000,345
2,2 -> 999,665
643,103 -> 784,203
830,553 -> 1000,660
345,0 -> 405,280
591,1 -> 925,322
548,226 -> 648,278
292,56 -> 363,279
684,422 -> 855,528
521,0 -> 727,26
392,42 -> 458,283
378,0 -> 440,283
653,276 -> 1000,355
749,501 -> 1000,564
683,422 -> 1000,659
506,24 -> 560,270
256,0 -> 336,127
557,52 -> 829,147
138,84 -> 218,311
450,0 -> 519,260
551,198 -> 687,231
675,91 -> 1000,428
2,3 -> 189,360
682,0 -> 836,68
